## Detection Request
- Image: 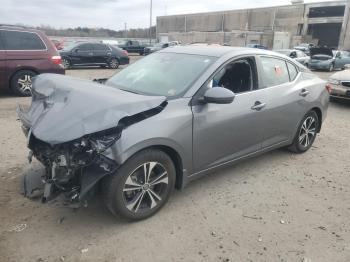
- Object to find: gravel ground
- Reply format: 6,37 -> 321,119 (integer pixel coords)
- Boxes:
0,60 -> 349,262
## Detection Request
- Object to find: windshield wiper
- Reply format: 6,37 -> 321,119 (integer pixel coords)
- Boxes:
118,88 -> 141,95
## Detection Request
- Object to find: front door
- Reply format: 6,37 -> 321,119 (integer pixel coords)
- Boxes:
71,43 -> 94,65
192,56 -> 264,172
335,51 -> 350,69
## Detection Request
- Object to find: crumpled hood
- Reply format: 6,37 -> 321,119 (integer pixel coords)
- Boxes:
18,74 -> 166,145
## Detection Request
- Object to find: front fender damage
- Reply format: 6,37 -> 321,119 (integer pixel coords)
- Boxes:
20,91 -> 168,207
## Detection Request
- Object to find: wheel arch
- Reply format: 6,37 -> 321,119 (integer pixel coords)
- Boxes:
150,145 -> 184,190
310,107 -> 322,132
116,143 -> 185,190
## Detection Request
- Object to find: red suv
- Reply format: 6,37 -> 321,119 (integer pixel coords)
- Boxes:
0,26 -> 65,96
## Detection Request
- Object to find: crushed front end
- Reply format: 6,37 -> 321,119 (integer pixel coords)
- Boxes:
17,74 -> 167,207
23,125 -> 121,206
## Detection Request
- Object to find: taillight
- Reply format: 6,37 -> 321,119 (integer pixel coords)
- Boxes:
325,84 -> 332,93
122,50 -> 128,56
51,55 -> 62,65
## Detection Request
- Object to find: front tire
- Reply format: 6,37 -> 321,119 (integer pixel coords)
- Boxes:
328,63 -> 334,72
10,70 -> 37,96
288,111 -> 319,154
103,149 -> 176,221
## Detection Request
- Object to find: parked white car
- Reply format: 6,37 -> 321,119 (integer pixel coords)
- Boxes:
328,65 -> 350,100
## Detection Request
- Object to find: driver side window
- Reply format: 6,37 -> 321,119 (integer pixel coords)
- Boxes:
208,57 -> 256,94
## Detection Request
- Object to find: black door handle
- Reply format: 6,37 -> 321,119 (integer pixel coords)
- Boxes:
251,101 -> 266,111
300,89 -> 310,97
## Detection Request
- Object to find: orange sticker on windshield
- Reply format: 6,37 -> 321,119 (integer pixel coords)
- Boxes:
275,65 -> 282,76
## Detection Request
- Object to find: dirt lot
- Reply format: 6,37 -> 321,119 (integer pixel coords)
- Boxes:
0,59 -> 349,262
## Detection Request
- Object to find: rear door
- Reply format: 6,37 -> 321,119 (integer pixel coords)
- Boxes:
0,31 -> 6,88
256,56 -> 307,148
71,43 -> 93,65
92,43 -> 111,64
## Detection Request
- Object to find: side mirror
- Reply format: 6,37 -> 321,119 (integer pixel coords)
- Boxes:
74,48 -> 79,53
202,88 -> 235,104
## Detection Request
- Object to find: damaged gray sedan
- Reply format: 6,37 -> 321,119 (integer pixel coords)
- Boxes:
18,46 -> 329,220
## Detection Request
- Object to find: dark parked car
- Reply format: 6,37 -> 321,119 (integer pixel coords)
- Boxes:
59,42 -> 129,69
144,42 -> 178,55
0,25 -> 65,96
247,43 -> 268,50
118,40 -> 148,55
19,46 -> 329,221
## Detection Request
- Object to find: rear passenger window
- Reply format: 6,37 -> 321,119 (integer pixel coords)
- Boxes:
1,30 -> 46,50
287,62 -> 298,81
78,43 -> 92,51
260,57 -> 289,87
93,44 -> 109,51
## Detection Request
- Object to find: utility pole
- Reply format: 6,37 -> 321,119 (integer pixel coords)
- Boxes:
124,22 -> 127,38
149,0 -> 153,44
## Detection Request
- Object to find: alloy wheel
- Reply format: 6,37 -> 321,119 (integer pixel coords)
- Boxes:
122,162 -> 169,214
109,59 -> 119,69
17,74 -> 32,94
298,116 -> 317,148
62,59 -> 70,69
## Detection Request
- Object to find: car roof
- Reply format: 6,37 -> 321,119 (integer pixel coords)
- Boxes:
159,45 -> 282,58
0,25 -> 44,34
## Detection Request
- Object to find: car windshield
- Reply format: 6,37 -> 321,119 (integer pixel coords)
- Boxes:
106,52 -> 217,97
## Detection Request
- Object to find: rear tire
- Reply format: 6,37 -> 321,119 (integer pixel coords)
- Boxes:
109,58 -> 119,69
62,58 -> 71,69
10,70 -> 37,96
288,111 -> 319,154
103,149 -> 176,221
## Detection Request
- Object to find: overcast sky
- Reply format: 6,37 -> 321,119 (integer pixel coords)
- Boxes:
0,0 -> 339,30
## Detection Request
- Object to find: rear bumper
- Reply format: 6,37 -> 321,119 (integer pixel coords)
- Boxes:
119,57 -> 130,65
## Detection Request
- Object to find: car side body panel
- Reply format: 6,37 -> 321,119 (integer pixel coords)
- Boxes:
102,98 -> 194,175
